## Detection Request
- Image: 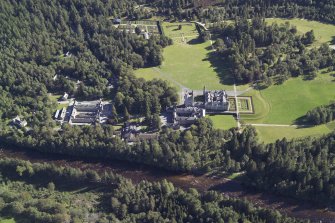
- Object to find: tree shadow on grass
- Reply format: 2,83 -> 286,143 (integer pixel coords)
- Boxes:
205,50 -> 235,86
187,38 -> 202,45
294,115 -> 317,129
205,45 -> 213,51
331,36 -> 335,44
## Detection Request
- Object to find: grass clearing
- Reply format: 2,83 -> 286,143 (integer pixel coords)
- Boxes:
266,18 -> 335,46
227,172 -> 244,180
0,219 -> 15,223
242,72 -> 335,124
134,67 -> 161,80
269,18 -> 335,45
256,124 -> 335,144
163,22 -> 198,39
135,22 -> 249,91
207,115 -> 237,130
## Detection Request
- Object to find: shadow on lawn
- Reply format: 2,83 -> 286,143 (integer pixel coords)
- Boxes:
331,36 -> 335,44
205,50 -> 236,86
294,115 -> 317,129
187,38 -> 202,45
331,73 -> 335,82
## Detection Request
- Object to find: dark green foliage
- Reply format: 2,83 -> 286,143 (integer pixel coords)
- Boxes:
306,102 -> 335,125
0,158 -> 304,223
244,134 -> 335,205
0,0 -> 177,125
212,18 -> 335,83
145,0 -> 335,25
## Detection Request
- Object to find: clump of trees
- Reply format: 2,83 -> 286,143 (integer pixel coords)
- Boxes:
212,18 -> 335,84
306,102 -> 335,125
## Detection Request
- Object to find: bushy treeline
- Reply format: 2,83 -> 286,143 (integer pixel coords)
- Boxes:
3,114 -> 335,205
0,119 -> 236,172
144,0 -> 335,24
3,118 -> 335,205
0,0 -> 177,126
0,158 -> 126,223
212,18 -> 335,83
0,158 -> 304,223
1,118 -> 263,174
306,102 -> 335,125
244,134 -> 335,205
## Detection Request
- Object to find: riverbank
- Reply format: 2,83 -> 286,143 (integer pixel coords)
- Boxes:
0,147 -> 334,222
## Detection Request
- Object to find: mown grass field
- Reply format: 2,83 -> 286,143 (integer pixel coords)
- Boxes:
163,22 -> 198,39
256,122 -> 335,144
242,72 -> 335,124
266,18 -> 335,46
134,68 -> 161,80
0,219 -> 15,223
242,71 -> 335,143
207,115 -> 237,130
135,22 -> 249,91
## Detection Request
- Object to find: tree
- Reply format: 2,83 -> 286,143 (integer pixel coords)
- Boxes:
48,182 -> 55,192
124,106 -> 130,121
135,26 -> 142,35
111,105 -> 119,124
151,114 -> 161,131
304,30 -> 315,44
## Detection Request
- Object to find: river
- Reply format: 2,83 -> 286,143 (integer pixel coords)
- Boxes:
0,147 -> 334,223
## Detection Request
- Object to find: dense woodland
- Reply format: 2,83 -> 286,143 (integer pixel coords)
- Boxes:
0,158 -> 304,223
1,0 -> 335,216
244,134 -> 335,205
144,0 -> 335,24
0,0 -> 177,126
3,117 -> 335,205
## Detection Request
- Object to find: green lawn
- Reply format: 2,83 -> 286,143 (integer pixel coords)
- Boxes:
135,39 -> 248,90
242,72 -> 335,143
134,67 -> 161,80
227,172 -> 244,180
266,18 -> 335,46
163,22 -> 198,39
0,219 -> 15,223
207,115 -> 237,130
49,94 -> 61,101
135,22 -> 249,91
256,122 -> 335,144
48,94 -> 70,110
242,72 -> 335,124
